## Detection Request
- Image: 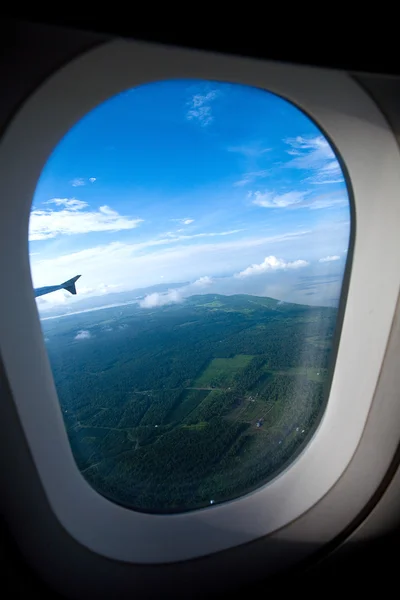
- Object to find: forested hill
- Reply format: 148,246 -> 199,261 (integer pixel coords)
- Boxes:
42,293 -> 337,513
184,293 -> 332,312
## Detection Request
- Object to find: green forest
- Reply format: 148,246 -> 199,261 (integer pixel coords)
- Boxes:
41,293 -> 337,513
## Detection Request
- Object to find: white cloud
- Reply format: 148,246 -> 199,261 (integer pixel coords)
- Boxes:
168,229 -> 242,242
248,189 -> 348,211
164,229 -> 244,243
227,145 -> 271,157
234,170 -> 270,187
70,177 -> 96,186
70,178 -> 85,187
186,89 -> 219,126
46,198 -> 87,210
78,283 -> 121,296
319,255 -> 340,263
284,136 -> 344,185
172,218 -> 194,225
36,289 -> 76,308
75,330 -> 91,340
249,190 -> 307,208
29,199 -> 143,240
307,161 -> 344,185
192,276 -> 213,287
139,288 -> 183,308
236,255 -> 309,278
308,193 -> 348,210
139,275 -> 213,309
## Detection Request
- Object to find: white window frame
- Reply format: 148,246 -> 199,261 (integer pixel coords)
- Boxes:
0,39 -> 399,564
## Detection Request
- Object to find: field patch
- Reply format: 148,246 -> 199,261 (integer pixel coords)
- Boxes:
194,355 -> 253,388
182,421 -> 208,431
166,389 -> 209,423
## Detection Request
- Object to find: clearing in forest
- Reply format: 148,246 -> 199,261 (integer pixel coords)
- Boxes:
194,355 -> 254,388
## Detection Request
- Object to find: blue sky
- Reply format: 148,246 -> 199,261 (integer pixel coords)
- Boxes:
29,79 -> 350,313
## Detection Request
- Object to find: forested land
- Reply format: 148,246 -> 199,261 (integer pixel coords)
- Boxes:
42,293 -> 336,512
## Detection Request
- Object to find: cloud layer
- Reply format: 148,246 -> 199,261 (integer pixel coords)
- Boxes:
29,198 -> 143,240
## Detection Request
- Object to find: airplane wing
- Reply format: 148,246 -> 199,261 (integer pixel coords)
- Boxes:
34,275 -> 81,298
61,275 -> 81,295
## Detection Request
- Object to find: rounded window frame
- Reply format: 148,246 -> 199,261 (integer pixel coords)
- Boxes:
0,40 -> 399,564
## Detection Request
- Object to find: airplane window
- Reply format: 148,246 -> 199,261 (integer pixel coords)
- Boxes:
29,80 -> 350,513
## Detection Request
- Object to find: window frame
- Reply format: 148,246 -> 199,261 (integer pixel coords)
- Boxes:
0,39 -> 399,564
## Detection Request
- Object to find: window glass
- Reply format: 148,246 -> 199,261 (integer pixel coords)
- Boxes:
29,80 -> 351,513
